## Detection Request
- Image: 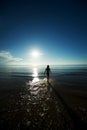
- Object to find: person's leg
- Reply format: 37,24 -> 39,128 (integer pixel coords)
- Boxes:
47,73 -> 49,83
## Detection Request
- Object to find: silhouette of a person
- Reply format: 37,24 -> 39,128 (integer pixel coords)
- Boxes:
45,65 -> 51,82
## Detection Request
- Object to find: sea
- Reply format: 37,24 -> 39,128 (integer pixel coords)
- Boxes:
0,64 -> 87,129
0,64 -> 87,91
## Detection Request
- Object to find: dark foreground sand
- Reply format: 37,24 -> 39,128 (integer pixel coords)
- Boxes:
0,78 -> 87,130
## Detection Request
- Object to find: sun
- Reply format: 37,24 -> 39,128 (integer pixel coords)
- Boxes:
31,51 -> 40,58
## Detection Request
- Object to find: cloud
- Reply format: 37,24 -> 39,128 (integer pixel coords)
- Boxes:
0,51 -> 23,66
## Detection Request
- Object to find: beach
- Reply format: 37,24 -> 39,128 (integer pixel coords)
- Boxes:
0,65 -> 87,129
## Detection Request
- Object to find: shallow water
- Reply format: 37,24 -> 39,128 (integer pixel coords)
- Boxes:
0,65 -> 87,129
0,65 -> 87,91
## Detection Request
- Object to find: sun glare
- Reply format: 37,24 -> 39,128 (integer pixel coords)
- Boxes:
31,51 -> 39,58
31,50 -> 43,58
32,68 -> 39,83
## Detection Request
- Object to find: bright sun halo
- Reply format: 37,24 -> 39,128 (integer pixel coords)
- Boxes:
31,51 -> 40,58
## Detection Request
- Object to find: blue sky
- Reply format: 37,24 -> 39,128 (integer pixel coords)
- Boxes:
0,0 -> 87,66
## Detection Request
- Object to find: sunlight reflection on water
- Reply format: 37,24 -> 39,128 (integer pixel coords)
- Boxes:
32,68 -> 38,77
32,77 -> 39,83
32,67 -> 39,84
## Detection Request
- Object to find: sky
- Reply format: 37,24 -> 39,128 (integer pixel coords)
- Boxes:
0,0 -> 87,66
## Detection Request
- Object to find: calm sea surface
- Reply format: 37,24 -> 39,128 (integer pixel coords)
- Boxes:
0,65 -> 87,91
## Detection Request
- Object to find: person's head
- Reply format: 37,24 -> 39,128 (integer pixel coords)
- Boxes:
47,65 -> 49,68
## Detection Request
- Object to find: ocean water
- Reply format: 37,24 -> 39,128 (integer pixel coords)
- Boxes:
0,65 -> 87,129
0,65 -> 87,91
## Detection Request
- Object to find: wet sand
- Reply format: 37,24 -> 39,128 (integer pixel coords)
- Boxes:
0,78 -> 87,130
52,80 -> 87,128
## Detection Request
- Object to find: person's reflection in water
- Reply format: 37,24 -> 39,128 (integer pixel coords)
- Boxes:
44,65 -> 51,83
